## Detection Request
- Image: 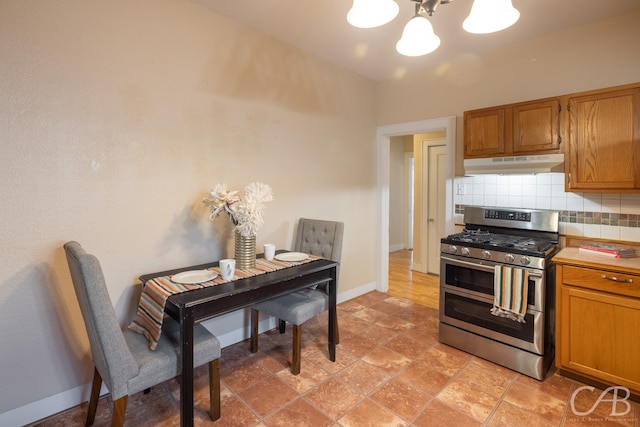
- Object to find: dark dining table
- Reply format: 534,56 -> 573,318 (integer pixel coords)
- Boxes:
139,252 -> 339,427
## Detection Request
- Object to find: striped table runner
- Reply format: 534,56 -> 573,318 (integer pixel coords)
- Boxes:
490,265 -> 529,323
129,255 -> 319,350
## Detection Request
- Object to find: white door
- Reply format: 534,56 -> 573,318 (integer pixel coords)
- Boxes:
426,144 -> 447,274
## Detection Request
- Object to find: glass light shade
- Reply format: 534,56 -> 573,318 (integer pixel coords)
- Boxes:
463,0 -> 520,34
396,15 -> 440,57
347,0 -> 399,29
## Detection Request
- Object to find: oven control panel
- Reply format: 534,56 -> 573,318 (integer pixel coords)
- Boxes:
485,209 -> 531,222
463,206 -> 559,233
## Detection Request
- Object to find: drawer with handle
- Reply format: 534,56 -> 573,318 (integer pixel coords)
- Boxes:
562,265 -> 640,298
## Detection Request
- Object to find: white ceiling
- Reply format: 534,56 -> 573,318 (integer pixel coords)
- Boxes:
193,0 -> 640,82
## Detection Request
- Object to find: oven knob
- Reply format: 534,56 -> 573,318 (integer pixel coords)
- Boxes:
505,254 -> 515,263
520,256 -> 531,265
461,247 -> 470,256
482,250 -> 491,259
449,245 -> 458,254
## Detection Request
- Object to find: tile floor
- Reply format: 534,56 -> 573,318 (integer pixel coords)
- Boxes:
29,291 -> 638,426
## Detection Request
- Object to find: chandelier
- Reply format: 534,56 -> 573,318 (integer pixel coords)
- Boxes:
347,0 -> 520,57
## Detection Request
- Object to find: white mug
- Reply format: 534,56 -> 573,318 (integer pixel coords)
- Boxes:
264,243 -> 276,261
219,259 -> 236,281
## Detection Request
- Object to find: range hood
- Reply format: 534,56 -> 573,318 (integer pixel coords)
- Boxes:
464,153 -> 565,175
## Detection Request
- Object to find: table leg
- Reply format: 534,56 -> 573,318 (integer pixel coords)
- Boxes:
180,310 -> 195,427
328,266 -> 337,362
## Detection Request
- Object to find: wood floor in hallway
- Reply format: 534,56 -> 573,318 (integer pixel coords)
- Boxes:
388,250 -> 439,309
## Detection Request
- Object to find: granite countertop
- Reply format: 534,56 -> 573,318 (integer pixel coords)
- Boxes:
553,247 -> 640,275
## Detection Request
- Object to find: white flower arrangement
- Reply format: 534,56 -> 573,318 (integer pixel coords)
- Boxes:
204,182 -> 274,238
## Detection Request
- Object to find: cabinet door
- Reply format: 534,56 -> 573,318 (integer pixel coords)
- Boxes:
513,99 -> 561,154
464,107 -> 507,158
566,87 -> 640,191
558,285 -> 640,392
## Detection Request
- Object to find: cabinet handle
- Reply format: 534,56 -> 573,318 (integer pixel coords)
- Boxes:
601,274 -> 633,284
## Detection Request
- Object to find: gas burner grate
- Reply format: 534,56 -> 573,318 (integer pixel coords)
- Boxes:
444,230 -> 555,254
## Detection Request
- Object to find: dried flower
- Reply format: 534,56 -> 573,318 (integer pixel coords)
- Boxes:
204,182 -> 273,237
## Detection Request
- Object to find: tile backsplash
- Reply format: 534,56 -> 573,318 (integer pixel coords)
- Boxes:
454,173 -> 640,242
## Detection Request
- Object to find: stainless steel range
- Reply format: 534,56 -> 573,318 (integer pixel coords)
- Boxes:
439,206 -> 560,380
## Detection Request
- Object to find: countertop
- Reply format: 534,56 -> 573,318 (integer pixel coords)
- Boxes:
553,247 -> 640,275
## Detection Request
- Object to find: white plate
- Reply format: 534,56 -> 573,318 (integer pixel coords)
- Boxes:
171,270 -> 217,284
275,252 -> 309,262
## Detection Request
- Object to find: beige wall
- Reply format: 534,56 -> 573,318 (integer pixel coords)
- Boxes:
0,0 -> 377,420
376,10 -> 640,175
4,2 -> 640,422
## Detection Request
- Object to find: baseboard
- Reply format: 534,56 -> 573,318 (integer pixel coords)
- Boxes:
389,243 -> 406,252
0,382 -> 110,427
338,281 -> 376,302
0,281 -> 379,426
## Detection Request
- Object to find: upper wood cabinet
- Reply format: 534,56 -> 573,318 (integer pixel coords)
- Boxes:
565,84 -> 640,192
464,107 -> 507,158
464,98 -> 562,159
513,99 -> 561,154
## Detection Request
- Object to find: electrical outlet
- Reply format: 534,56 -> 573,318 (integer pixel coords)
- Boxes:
457,184 -> 465,195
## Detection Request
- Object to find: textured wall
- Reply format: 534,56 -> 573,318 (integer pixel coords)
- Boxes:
0,0 -> 376,418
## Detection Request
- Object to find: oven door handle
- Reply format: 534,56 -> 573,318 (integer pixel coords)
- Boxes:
441,255 -> 543,279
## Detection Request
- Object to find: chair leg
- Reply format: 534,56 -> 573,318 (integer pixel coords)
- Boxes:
250,308 -> 259,353
85,368 -> 102,427
209,359 -> 221,421
335,310 -> 340,345
111,395 -> 128,427
292,324 -> 302,375
279,319 -> 286,333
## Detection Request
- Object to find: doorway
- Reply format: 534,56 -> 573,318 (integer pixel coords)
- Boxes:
427,143 -> 447,274
413,134 -> 446,275
376,117 -> 457,293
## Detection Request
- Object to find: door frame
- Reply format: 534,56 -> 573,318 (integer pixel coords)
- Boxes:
404,151 -> 414,251
376,116 -> 456,292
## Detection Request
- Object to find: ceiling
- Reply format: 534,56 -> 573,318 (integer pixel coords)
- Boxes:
193,0 -> 640,82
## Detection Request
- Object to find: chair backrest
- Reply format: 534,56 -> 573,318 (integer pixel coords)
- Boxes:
64,241 -> 138,399
294,218 -> 344,263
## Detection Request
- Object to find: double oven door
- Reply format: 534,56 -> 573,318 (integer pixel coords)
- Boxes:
439,254 -> 549,355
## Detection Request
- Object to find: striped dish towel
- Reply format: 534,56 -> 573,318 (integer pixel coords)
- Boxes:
491,265 -> 529,323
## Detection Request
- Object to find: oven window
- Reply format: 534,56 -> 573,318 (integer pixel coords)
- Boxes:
443,292 -> 535,343
444,263 -> 535,303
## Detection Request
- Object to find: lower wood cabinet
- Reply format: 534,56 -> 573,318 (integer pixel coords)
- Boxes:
556,262 -> 640,394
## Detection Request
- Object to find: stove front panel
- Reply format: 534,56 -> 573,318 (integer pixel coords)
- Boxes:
438,250 -> 557,380
440,254 -> 545,311
440,287 -> 544,354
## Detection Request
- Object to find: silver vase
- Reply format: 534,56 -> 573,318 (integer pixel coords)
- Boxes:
234,230 -> 256,270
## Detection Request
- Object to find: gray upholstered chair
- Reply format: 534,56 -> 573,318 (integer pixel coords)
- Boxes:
250,218 -> 344,375
63,241 -> 221,426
